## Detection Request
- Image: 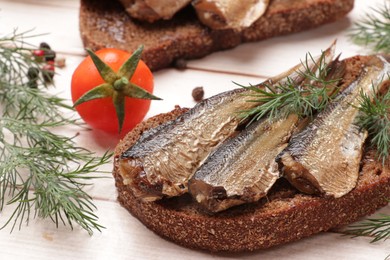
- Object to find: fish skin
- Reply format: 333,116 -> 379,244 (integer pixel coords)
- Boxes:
189,114 -> 299,212
119,88 -> 255,200
119,44 -> 336,201
277,55 -> 390,198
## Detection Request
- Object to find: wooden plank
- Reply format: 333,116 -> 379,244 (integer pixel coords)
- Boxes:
0,0 -> 389,259
148,68 -> 265,116
2,0 -> 79,9
1,199 -> 389,260
0,0 -> 83,55
2,0 -> 384,76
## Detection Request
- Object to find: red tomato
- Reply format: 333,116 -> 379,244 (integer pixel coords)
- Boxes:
71,48 -> 154,136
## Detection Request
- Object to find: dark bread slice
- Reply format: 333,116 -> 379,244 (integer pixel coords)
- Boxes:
80,0 -> 354,71
113,56 -> 390,252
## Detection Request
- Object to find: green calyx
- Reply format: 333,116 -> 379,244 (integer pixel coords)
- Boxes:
73,45 -> 161,132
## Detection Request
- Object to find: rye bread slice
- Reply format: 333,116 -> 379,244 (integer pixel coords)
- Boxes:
113,55 -> 390,252
79,0 -> 354,71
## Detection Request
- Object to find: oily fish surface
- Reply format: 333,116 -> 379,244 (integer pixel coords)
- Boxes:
119,44 -> 336,202
278,55 -> 390,198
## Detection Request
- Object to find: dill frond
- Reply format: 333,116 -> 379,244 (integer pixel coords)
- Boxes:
357,81 -> 390,163
346,214 -> 390,243
0,29 -> 111,234
350,2 -> 390,53
239,50 -> 342,123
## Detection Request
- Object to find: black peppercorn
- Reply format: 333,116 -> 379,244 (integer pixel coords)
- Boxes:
38,42 -> 56,62
27,67 -> 40,88
192,86 -> 204,102
44,49 -> 56,62
173,59 -> 187,70
27,67 -> 40,80
42,62 -> 55,83
39,42 -> 51,50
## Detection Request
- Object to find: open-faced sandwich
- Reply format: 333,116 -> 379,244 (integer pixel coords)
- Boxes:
79,0 -> 354,71
112,43 -> 390,252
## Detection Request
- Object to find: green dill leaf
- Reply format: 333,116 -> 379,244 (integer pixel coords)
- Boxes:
346,213 -> 390,243
0,29 -> 111,234
357,82 -> 390,163
239,50 -> 342,123
349,74 -> 389,244
350,2 -> 390,53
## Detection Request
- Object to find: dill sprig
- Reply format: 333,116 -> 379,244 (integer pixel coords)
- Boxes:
357,82 -> 390,163
0,82 -> 73,121
239,52 -> 341,122
349,81 -> 389,243
346,213 -> 390,243
350,2 -> 390,53
0,29 -> 111,234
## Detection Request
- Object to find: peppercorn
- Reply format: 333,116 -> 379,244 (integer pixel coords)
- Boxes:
30,42 -> 57,83
173,59 -> 187,70
44,49 -> 56,62
26,67 -> 40,88
27,81 -> 38,88
39,42 -> 51,50
42,62 -> 55,83
27,67 -> 40,80
192,86 -> 204,102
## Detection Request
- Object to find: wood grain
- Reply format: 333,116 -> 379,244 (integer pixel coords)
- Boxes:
0,0 -> 389,259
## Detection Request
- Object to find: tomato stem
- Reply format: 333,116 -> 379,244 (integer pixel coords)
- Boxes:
113,77 -> 129,91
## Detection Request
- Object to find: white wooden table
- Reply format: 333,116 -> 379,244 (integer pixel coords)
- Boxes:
1,0 -> 389,259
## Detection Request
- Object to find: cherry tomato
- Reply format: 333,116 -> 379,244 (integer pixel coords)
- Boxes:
71,48 -> 154,136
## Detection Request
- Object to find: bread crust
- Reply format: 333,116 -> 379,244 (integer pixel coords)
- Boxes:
113,109 -> 390,252
79,0 -> 354,71
113,99 -> 390,252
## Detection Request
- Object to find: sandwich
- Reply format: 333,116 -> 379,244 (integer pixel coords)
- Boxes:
112,44 -> 390,252
79,0 -> 354,71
